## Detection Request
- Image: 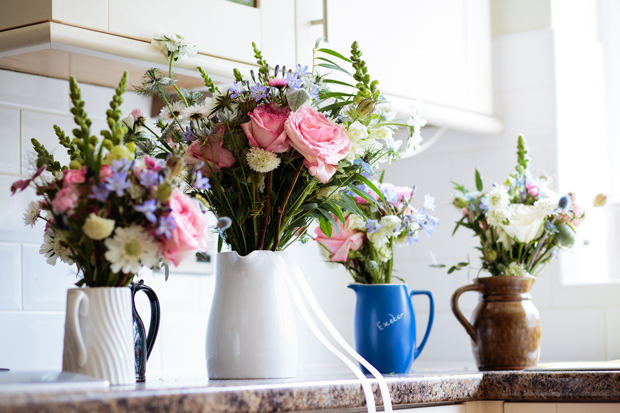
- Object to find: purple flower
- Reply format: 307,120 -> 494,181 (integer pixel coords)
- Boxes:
353,159 -> 373,175
229,81 -> 247,99
195,170 -> 211,190
308,85 -> 320,100
295,64 -> 312,77
366,219 -> 382,234
156,214 -> 177,239
105,172 -> 131,197
134,199 -> 158,223
89,183 -> 111,202
181,126 -> 196,142
406,234 -> 419,245
285,72 -> 304,89
379,184 -> 399,204
111,158 -> 132,173
411,213 -> 440,238
140,170 -> 162,188
250,84 -> 269,102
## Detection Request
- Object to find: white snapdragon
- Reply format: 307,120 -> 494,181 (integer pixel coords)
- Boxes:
368,215 -> 402,248
151,32 -> 197,60
345,121 -> 371,162
246,148 -> 281,173
348,214 -> 367,232
406,100 -> 427,150
376,243 -> 392,262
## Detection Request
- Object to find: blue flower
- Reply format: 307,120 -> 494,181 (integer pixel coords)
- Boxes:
250,84 -> 269,102
295,64 -> 312,77
379,184 -> 399,204
134,199 -> 158,223
353,158 -> 373,175
181,126 -> 196,142
558,194 -> 571,211
480,194 -> 489,212
105,172 -> 131,197
411,213 -> 440,238
366,219 -> 382,234
195,170 -> 211,190
285,72 -> 304,89
140,170 -> 162,188
89,183 -> 110,202
111,158 -> 132,174
229,81 -> 247,99
308,85 -> 320,100
405,234 -> 419,245
156,215 -> 177,240
545,220 -> 559,234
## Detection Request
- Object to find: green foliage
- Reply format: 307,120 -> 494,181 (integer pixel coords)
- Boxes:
350,41 -> 381,104
55,125 -> 81,162
198,67 -> 220,93
233,68 -> 244,82
475,168 -> 484,192
516,135 -> 530,172
251,42 -> 269,77
101,71 -> 128,146
31,138 -> 62,172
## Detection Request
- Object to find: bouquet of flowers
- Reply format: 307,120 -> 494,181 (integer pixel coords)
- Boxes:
314,179 -> 439,284
131,34 -> 426,256
449,136 -> 606,277
11,74 -> 210,287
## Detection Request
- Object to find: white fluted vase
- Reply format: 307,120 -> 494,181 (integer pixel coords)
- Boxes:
206,251 -> 298,379
62,287 -> 135,385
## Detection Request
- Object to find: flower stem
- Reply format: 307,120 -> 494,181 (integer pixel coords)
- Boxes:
385,237 -> 395,283
258,171 -> 273,250
272,159 -> 304,251
169,53 -> 189,108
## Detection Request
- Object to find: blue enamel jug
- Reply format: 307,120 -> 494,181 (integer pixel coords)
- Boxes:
348,284 -> 434,374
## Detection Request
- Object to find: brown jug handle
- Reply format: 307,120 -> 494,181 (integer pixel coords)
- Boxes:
450,282 -> 484,343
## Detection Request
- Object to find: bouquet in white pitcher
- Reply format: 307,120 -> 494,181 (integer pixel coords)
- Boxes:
448,136 -> 606,277
128,33 -> 426,256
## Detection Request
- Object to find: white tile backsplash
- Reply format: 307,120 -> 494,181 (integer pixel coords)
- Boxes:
0,106 -> 21,175
0,175 -> 46,244
0,243 -> 21,310
20,111 -> 74,176
0,71 -> 70,113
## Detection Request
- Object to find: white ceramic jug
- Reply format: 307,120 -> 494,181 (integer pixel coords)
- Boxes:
206,251 -> 298,379
62,287 -> 135,385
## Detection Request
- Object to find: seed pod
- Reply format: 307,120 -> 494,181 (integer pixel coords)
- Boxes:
356,98 -> 375,117
556,223 -> 575,247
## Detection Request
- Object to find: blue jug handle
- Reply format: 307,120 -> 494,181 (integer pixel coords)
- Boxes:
409,290 -> 435,359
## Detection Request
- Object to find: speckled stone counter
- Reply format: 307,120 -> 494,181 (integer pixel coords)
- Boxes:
1,370 -> 620,413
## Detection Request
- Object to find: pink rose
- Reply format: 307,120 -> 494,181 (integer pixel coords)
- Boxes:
285,107 -> 351,184
52,186 -> 79,213
160,189 -> 210,266
314,215 -> 365,262
185,126 -> 236,177
99,164 -> 113,182
241,102 -> 291,153
526,182 -> 539,197
63,166 -> 87,187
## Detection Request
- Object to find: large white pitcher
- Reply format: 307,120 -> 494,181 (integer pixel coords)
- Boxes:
206,251 -> 298,379
62,287 -> 135,385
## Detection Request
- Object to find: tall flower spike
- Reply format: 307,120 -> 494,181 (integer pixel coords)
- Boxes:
516,135 -> 530,172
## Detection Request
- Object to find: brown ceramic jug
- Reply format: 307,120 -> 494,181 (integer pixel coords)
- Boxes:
451,276 -> 541,371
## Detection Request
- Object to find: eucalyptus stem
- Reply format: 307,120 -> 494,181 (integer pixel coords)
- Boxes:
272,160 -> 304,251
258,171 -> 273,250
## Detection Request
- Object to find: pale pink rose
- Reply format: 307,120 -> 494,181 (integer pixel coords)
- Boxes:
52,186 -> 79,213
99,164 -> 113,182
284,107 -> 351,184
314,215 -> 365,262
241,102 -> 291,153
160,188 -> 210,266
185,126 -> 236,177
131,109 -> 145,121
63,166 -> 87,187
526,182 -> 539,197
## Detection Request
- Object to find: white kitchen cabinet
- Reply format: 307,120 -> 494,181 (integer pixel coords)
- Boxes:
505,402 -> 620,413
295,0 -> 493,116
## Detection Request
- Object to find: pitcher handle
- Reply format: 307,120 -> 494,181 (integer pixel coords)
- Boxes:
67,290 -> 89,367
409,290 -> 434,359
132,281 -> 161,360
450,282 -> 484,343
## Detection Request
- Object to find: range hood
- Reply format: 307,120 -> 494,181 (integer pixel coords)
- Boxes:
0,21 -> 503,138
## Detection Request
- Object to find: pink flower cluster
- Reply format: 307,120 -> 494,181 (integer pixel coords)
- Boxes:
314,215 -> 365,262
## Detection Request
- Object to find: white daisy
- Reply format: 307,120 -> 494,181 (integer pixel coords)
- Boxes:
39,228 -> 75,266
486,208 -> 511,227
104,225 -> 159,274
159,101 -> 186,122
246,147 -> 281,173
486,187 -> 510,211
182,104 -> 212,122
23,200 -> 40,228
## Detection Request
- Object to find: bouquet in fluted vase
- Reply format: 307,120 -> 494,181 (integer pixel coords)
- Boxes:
10,73 -> 210,385
447,135 -> 606,371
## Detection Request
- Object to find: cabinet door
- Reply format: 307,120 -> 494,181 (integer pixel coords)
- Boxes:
504,403 -> 556,413
109,0 -> 295,65
295,0 -> 493,115
557,404 -> 620,413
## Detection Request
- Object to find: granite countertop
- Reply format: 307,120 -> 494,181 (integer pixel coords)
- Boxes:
1,370 -> 620,413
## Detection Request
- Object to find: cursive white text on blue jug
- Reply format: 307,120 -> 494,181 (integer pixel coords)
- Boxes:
376,313 -> 404,331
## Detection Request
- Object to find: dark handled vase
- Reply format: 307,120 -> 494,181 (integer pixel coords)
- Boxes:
130,280 -> 161,382
451,276 -> 541,371
348,284 -> 435,374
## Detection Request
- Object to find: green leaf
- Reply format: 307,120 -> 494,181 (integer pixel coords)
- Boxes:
341,194 -> 368,217
217,235 -> 223,253
447,266 -> 456,274
322,79 -> 356,88
164,263 -> 170,281
355,174 -> 386,203
300,203 -> 318,211
452,216 -> 467,237
319,215 -> 332,238
475,169 -> 483,192
323,202 -> 345,226
347,184 -> 377,206
322,91 -> 355,99
315,37 -> 325,49
317,208 -> 339,236
316,63 -> 352,77
429,264 -> 446,269
316,48 -> 352,63
314,57 -> 352,76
